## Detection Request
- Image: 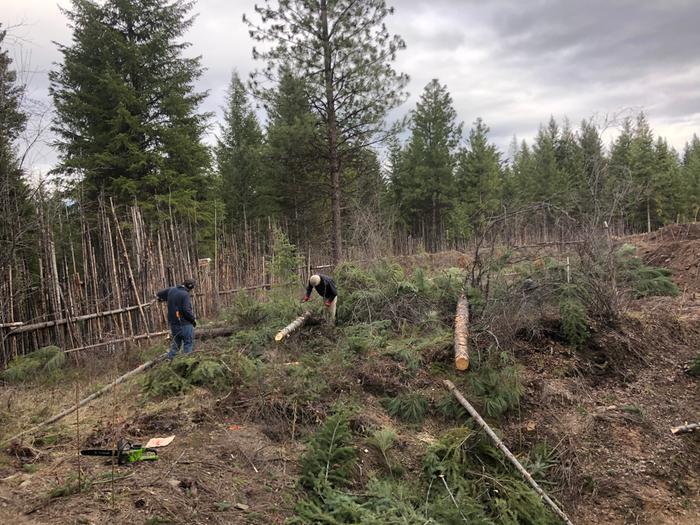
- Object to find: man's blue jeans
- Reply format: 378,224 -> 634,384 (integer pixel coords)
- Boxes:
168,323 -> 194,359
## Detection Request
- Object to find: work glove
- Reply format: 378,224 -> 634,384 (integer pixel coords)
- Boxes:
324,299 -> 332,307
302,296 -> 310,302
191,320 -> 197,328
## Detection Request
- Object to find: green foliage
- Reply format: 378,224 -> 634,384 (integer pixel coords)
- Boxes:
436,393 -> 468,422
340,321 -> 390,353
367,427 -> 403,478
271,228 -> 302,284
558,285 -> 590,348
299,411 -> 357,490
616,244 -> 679,298
382,393 -> 429,426
468,353 -> 523,418
422,428 -> 560,524
49,473 -> 91,499
50,0 -> 210,217
143,353 -> 252,397
688,353 -> 700,377
2,346 -> 66,383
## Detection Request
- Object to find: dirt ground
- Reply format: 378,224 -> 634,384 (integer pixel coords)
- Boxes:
1,227 -> 700,525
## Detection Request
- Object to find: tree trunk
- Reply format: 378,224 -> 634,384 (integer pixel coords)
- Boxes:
320,0 -> 342,263
454,295 -> 469,370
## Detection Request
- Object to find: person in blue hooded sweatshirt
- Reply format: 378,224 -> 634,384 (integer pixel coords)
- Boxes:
156,278 -> 197,360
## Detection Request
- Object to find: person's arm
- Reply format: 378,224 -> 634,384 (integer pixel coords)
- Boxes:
156,288 -> 169,302
180,294 -> 196,325
303,282 -> 313,301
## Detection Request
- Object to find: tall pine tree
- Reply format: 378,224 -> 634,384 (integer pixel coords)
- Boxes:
454,118 -> 502,233
245,0 -> 408,262
215,72 -> 266,229
0,26 -> 35,269
391,79 -> 461,248
50,0 -> 210,217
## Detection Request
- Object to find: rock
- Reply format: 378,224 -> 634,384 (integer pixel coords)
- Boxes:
234,503 -> 249,511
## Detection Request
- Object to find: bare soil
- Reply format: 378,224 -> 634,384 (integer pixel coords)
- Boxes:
1,228 -> 700,524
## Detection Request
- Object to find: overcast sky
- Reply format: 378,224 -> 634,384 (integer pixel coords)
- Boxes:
5,0 -> 700,179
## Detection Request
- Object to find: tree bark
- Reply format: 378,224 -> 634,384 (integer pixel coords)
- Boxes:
275,311 -> 312,342
320,0 -> 343,263
454,295 -> 470,370
443,380 -> 574,525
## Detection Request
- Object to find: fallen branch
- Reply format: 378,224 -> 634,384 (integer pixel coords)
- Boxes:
64,326 -> 236,354
1,354 -> 167,447
454,295 -> 470,371
671,422 -> 700,435
443,380 -> 574,525
6,303 -> 156,336
275,311 -> 312,342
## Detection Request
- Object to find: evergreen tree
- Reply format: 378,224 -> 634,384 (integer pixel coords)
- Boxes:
49,0 -> 210,217
391,79 -> 461,248
577,119 -> 607,221
555,119 -> 583,212
652,138 -> 682,226
681,135 -> 700,221
454,118 -> 502,233
629,112 -> 656,231
215,71 -> 266,229
531,117 -> 565,207
265,70 -> 324,242
245,0 -> 408,262
0,26 -> 34,269
608,117 -> 634,225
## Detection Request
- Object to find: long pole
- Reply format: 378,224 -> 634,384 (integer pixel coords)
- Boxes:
443,380 -> 574,525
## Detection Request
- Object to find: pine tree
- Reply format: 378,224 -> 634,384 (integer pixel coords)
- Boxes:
577,119 -> 607,221
681,134 -> 700,221
608,117 -> 634,225
215,71 -> 266,229
0,26 -> 34,269
264,70 -> 324,243
652,138 -> 682,226
391,79 -> 461,249
245,0 -> 408,262
555,119 -> 583,213
629,112 -> 656,231
454,117 -> 502,233
531,117 -> 565,207
49,0 -> 210,217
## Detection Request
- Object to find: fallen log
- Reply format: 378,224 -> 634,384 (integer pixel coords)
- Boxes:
443,380 -> 574,525
671,422 -> 700,435
275,311 -> 312,342
6,302 -> 155,336
1,354 -> 167,447
64,326 -> 236,354
454,295 -> 470,371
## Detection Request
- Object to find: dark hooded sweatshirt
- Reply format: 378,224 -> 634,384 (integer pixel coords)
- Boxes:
306,274 -> 337,301
156,285 -> 196,325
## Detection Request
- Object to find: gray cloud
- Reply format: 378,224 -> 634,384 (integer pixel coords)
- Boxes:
4,0 -> 700,177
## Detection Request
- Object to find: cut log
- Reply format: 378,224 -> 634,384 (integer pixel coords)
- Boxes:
671,422 -> 700,435
443,380 -> 574,525
454,295 -> 469,371
2,354 -> 167,447
275,311 -> 312,342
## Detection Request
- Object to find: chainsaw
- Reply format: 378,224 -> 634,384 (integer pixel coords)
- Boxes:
80,438 -> 158,465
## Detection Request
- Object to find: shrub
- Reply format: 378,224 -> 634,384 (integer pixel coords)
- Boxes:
559,284 -> 590,348
2,346 -> 66,383
382,393 -> 429,425
688,353 -> 700,377
299,411 -> 357,490
468,352 -> 523,418
270,228 -> 302,284
617,244 -> 679,298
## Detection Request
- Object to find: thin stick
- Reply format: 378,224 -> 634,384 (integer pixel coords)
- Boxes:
443,380 -> 574,525
1,353 -> 166,447
671,422 -> 700,435
75,382 -> 81,493
454,295 -> 470,371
